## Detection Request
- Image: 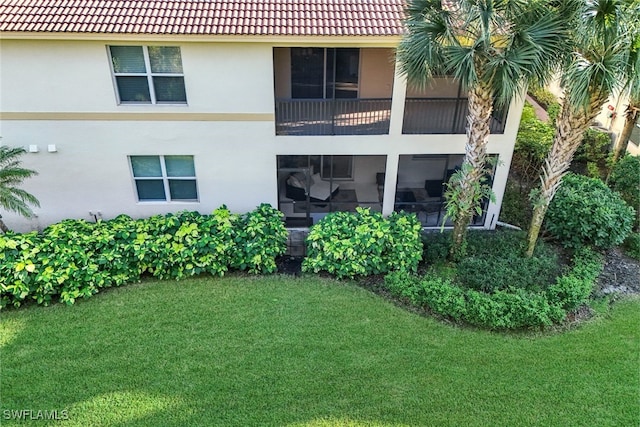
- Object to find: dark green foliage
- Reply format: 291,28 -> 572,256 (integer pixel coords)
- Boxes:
499,180 -> 532,228
233,203 -> 290,274
528,87 -> 558,110
546,102 -> 561,125
303,208 -> 422,278
608,155 -> 640,229
512,103 -> 554,184
622,232 -> 640,260
0,205 -> 287,308
383,247 -> 601,330
456,231 -> 560,293
546,248 -> 603,312
573,128 -> 613,179
546,173 -> 635,249
421,231 -> 450,265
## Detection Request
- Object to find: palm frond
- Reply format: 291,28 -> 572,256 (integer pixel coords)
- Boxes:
0,145 -> 40,218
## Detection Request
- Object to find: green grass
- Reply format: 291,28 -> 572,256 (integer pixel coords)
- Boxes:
2,275 -> 639,426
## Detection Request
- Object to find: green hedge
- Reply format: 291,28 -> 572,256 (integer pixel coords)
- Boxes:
302,208 -> 423,278
384,248 -> 602,330
609,155 -> 640,230
0,204 -> 287,309
546,173 -> 635,249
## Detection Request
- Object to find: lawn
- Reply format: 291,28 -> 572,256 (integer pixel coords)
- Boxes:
1,275 -> 638,426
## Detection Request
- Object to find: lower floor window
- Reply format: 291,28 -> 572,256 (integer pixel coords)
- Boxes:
130,155 -> 198,202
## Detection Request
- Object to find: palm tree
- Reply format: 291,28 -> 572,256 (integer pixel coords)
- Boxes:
611,23 -> 639,164
0,146 -> 40,233
526,0 -> 633,257
397,0 -> 567,259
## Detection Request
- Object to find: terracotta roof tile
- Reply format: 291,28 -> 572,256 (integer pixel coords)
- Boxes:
0,0 -> 404,36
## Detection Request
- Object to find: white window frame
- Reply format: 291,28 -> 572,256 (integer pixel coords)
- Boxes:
108,46 -> 187,105
129,155 -> 199,203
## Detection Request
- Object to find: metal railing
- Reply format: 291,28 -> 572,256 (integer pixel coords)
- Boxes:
402,98 -> 507,134
275,98 -> 392,136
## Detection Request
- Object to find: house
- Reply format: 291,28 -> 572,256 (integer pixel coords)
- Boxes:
0,0 -> 524,232
595,90 -> 640,156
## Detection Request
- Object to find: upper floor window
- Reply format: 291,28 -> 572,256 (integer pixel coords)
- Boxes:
109,46 -> 187,104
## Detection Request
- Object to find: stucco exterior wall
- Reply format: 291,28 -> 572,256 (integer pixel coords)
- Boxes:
0,37 -> 523,232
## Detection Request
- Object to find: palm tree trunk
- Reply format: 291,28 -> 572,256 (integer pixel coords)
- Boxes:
611,102 -> 639,164
0,215 -> 9,234
526,93 -> 607,257
450,82 -> 493,260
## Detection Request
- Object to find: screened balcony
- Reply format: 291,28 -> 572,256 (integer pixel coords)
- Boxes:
402,98 -> 507,134
273,47 -> 394,136
402,77 -> 508,135
275,98 -> 391,135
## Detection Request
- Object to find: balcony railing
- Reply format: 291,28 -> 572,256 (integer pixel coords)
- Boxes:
402,98 -> 507,134
275,98 -> 392,136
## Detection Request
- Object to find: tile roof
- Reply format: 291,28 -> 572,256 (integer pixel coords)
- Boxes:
0,0 -> 405,36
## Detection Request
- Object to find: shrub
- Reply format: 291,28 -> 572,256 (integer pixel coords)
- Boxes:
233,203 -> 289,274
622,232 -> 640,261
0,205 -> 288,309
456,231 -> 560,293
528,87 -> 558,110
546,248 -> 603,312
609,155 -> 640,229
546,102 -> 561,126
463,288 -> 562,329
573,128 -> 613,179
303,208 -> 422,278
498,180 -> 532,228
512,103 -> 554,184
546,173 -> 635,249
421,231 -> 450,265
382,246 -> 601,330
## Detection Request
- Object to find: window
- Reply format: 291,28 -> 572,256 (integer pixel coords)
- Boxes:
631,122 -> 640,146
291,48 -> 359,99
130,155 -> 198,202
320,155 -> 353,179
109,46 -> 187,104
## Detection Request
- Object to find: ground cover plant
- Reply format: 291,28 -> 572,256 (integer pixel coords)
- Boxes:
0,204 -> 287,309
1,275 -> 638,426
385,230 -> 602,330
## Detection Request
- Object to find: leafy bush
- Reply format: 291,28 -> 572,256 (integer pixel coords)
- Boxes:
546,248 -> 603,312
233,203 -> 289,274
546,173 -> 635,249
528,87 -> 558,110
303,208 -> 422,278
512,103 -> 554,184
498,180 -> 532,228
622,232 -> 640,260
573,128 -> 613,179
0,205 -> 287,309
421,231 -> 450,265
383,247 -> 601,330
546,102 -> 561,126
608,155 -> 640,229
456,231 -> 560,293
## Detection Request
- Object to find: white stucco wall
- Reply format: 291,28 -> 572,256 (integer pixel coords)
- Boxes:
0,37 -> 523,232
0,39 -> 274,113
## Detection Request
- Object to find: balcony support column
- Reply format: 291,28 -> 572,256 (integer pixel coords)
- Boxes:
388,56 -> 407,136
382,155 -> 399,217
